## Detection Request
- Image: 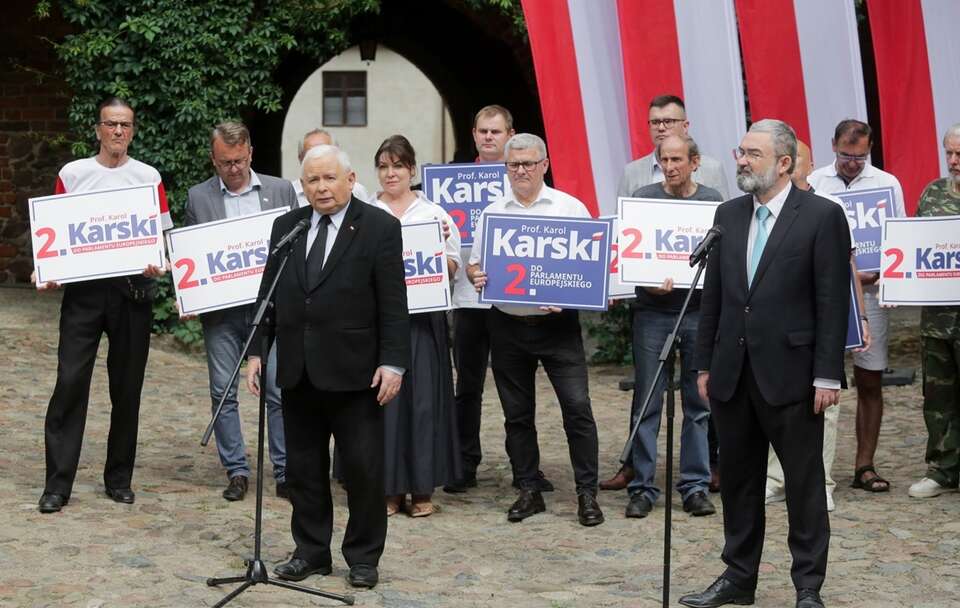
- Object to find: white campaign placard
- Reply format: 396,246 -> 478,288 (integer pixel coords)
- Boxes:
617,197 -> 720,288
879,215 -> 960,306
402,220 -> 452,313
166,208 -> 287,316
601,215 -> 634,300
30,184 -> 166,285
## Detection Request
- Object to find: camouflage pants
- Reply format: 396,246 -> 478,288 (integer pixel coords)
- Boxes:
922,336 -> 960,486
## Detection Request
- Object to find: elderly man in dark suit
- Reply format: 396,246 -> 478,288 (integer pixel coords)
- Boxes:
680,120 -> 850,608
246,143 -> 409,589
186,121 -> 297,502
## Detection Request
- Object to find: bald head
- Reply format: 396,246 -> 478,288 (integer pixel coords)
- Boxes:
791,141 -> 814,189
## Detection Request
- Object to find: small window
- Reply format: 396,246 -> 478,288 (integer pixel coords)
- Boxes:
323,71 -> 367,127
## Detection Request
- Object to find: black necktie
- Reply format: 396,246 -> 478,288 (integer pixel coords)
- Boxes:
306,215 -> 331,288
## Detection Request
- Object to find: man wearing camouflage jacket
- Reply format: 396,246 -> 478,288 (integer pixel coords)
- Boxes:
909,124 -> 960,499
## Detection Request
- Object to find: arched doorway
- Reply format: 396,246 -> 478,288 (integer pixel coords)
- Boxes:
249,0 -> 540,178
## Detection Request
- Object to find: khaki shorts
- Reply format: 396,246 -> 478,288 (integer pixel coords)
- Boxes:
852,287 -> 888,371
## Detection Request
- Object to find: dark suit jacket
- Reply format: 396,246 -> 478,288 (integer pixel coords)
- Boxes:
185,172 -> 297,327
251,197 -> 411,391
693,186 -> 850,406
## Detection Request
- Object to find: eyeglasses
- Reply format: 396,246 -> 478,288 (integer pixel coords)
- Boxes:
97,121 -> 134,131
836,152 -> 869,163
505,159 -> 545,172
732,147 -> 765,161
648,118 -> 684,128
214,158 -> 250,170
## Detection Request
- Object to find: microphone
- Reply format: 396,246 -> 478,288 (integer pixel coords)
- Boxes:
270,218 -> 311,255
689,225 -> 724,267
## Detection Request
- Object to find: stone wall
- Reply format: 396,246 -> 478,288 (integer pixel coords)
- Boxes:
0,6 -> 72,283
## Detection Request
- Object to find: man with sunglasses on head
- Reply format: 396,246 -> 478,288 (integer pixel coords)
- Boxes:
467,133 -> 603,527
808,119 -> 906,496
185,121 -> 297,502
604,94 -> 730,493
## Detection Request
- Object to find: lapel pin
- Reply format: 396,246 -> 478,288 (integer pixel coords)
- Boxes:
350,225 -> 355,231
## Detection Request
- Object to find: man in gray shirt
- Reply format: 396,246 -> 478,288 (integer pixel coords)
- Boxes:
621,135 -> 721,519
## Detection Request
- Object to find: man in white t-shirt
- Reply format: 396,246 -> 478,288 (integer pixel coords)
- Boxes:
808,119 -> 905,495
293,129 -> 371,205
34,97 -> 171,514
467,133 -> 603,527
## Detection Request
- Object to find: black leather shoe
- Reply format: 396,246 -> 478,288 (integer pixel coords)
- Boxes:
347,564 -> 379,588
442,472 -> 477,493
625,493 -> 653,518
683,491 -> 717,517
273,558 -> 332,581
105,487 -> 135,504
512,470 -> 555,492
577,492 -> 604,526
38,493 -> 68,513
507,489 -> 545,522
275,482 -> 290,500
679,577 -> 755,607
796,588 -> 825,608
222,475 -> 248,501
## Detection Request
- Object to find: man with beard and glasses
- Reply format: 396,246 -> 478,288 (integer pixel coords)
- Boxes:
681,120 -> 849,608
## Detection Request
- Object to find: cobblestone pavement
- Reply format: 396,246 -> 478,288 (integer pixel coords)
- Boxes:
1,287 -> 957,607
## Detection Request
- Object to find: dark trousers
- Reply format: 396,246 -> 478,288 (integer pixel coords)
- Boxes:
44,281 -> 152,497
282,375 -> 386,568
452,308 -> 490,475
712,360 -> 829,591
487,308 -> 599,493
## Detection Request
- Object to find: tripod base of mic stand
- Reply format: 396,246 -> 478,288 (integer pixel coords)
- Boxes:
206,559 -> 355,607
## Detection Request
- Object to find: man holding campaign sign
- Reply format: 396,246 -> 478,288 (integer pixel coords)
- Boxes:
468,133 -> 604,527
615,134 -> 722,520
891,125 -> 960,499
372,135 -> 461,518
809,119 -> 905,496
33,97 -> 172,514
182,121 -> 297,502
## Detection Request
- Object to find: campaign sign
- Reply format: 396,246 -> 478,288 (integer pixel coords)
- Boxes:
879,216 -> 960,306
402,220 -> 452,313
602,215 -> 634,300
421,162 -> 507,247
834,187 -> 897,272
845,274 -> 864,350
617,197 -> 720,289
166,208 -> 286,316
30,184 -> 165,286
478,214 -> 612,311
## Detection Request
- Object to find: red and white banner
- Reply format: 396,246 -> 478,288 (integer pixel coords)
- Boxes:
522,0 -> 746,217
736,0 -> 868,170
868,0 -> 960,216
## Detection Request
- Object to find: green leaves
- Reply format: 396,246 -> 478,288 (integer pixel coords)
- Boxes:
42,0 -> 378,340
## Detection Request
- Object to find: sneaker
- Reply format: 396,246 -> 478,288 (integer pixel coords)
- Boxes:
908,477 -> 958,498
765,486 -> 785,504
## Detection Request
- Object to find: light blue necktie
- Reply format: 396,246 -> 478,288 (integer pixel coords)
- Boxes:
748,205 -> 771,286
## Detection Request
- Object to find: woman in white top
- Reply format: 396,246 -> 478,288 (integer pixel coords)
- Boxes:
374,135 -> 462,517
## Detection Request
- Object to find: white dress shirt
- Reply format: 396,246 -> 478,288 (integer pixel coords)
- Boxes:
221,170 -> 263,218
373,191 -> 462,272
469,184 -> 591,316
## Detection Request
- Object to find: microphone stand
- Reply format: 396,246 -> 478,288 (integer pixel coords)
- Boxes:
200,236 -> 354,607
617,253 -> 710,608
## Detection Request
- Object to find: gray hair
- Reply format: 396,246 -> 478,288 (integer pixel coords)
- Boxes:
655,134 -> 700,162
504,133 -> 547,159
300,144 -> 352,175
944,123 -> 960,145
211,121 -> 250,148
298,128 -> 336,159
748,119 -> 797,174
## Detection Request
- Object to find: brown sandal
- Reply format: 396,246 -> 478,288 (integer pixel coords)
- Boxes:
409,495 -> 437,517
386,495 -> 406,516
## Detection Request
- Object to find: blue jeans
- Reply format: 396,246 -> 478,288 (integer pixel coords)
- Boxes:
203,306 -> 286,482
627,308 -> 710,502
